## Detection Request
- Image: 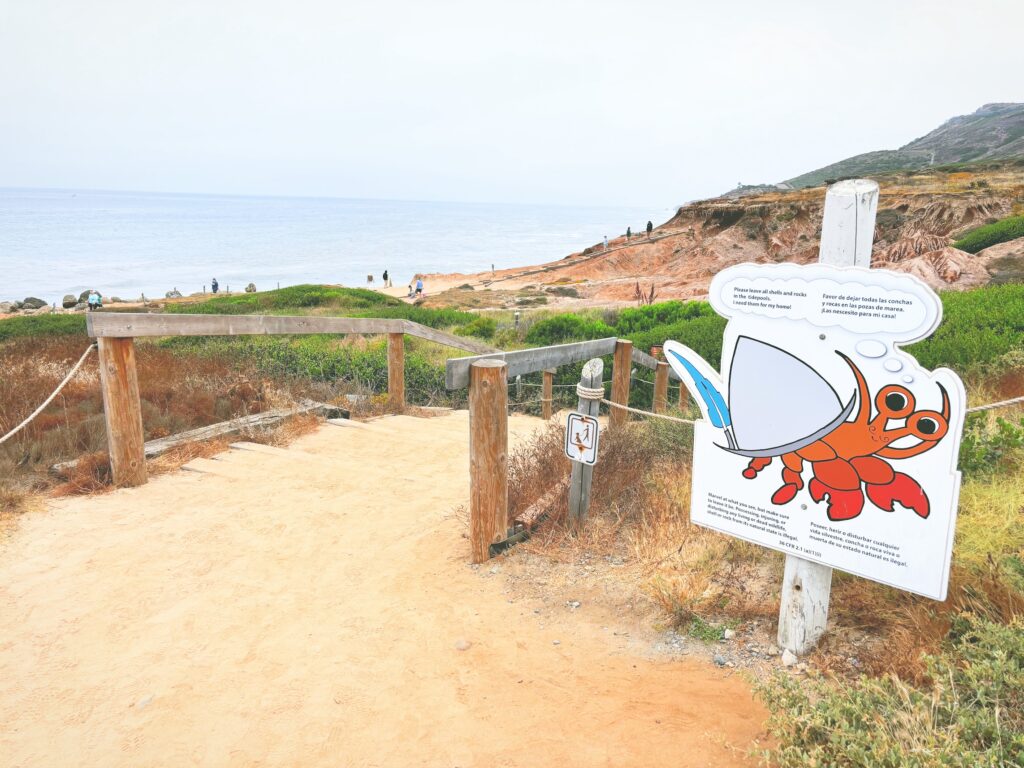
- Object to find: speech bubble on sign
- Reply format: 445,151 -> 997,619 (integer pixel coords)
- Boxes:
710,263 -> 942,343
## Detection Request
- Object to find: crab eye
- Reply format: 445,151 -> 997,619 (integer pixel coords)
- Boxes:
918,417 -> 938,435
885,392 -> 907,410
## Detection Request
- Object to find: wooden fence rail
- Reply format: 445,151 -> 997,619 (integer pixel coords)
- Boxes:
85,312 -> 497,487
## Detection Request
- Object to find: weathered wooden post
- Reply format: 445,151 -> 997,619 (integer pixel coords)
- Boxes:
469,360 -> 508,564
97,337 -> 147,487
568,358 -> 603,523
610,339 -> 632,427
678,382 -> 688,411
387,332 -> 405,411
653,361 -> 669,413
778,179 -> 879,655
542,369 -> 554,420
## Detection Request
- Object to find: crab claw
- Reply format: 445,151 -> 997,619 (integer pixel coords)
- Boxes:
771,484 -> 799,504
808,478 -> 865,521
866,473 -> 930,518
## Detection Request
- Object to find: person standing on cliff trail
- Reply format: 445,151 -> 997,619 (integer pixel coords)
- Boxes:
383,269 -> 389,287
646,220 -> 653,239
604,235 -> 609,250
211,278 -> 219,294
415,277 -> 424,297
626,226 -> 631,241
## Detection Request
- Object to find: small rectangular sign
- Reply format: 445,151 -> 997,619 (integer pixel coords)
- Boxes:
565,412 -> 600,466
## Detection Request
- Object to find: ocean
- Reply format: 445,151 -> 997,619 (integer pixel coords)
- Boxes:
0,187 -> 657,305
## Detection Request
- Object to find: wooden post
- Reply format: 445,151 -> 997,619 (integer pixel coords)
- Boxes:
542,369 -> 554,420
610,339 -> 632,428
469,360 -> 508,564
568,358 -> 603,524
97,337 -> 147,487
653,361 -> 669,414
387,332 -> 405,411
778,179 -> 879,656
678,382 -> 688,411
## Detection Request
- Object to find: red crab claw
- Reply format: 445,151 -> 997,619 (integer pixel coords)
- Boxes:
866,473 -> 930,519
808,478 -> 865,521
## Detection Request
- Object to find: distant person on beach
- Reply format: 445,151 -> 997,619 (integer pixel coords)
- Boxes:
87,290 -> 101,311
647,220 -> 653,238
211,278 -> 219,294
415,278 -> 424,296
626,226 -> 631,241
383,269 -> 389,287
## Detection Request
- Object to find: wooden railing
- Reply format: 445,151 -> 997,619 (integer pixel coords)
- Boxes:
86,312 -> 497,487
445,337 -> 688,562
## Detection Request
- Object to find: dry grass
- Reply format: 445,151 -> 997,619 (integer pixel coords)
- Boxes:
507,400 -> 1024,682
508,417 -> 774,623
0,334 -> 346,505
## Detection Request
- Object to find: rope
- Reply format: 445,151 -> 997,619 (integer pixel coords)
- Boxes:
966,394 -> 1024,414
576,383 -> 606,401
0,343 -> 97,446
600,398 -> 696,425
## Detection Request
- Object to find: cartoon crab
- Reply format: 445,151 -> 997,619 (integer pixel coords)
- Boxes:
666,337 -> 951,522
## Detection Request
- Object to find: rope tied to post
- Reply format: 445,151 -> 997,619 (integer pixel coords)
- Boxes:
576,383 -> 606,401
0,343 -> 98,446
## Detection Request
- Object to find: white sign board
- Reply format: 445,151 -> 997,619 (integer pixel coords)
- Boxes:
565,412 -> 600,466
665,262 -> 966,600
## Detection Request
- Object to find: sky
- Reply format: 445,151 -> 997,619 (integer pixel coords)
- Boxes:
1,0 -> 1022,207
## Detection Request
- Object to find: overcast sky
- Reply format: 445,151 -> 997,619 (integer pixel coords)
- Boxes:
1,0 -> 1021,207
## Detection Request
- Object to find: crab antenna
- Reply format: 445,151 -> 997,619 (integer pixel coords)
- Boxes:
835,351 -> 870,425
939,383 -> 950,421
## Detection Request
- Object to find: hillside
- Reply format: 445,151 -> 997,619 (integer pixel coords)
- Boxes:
422,159 -> 1024,304
785,103 -> 1024,188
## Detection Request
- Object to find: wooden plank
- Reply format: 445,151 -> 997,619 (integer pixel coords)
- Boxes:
401,321 -> 497,354
568,358 -> 603,523
54,400 -> 343,474
632,347 -> 681,381
653,361 -> 669,413
542,370 -> 554,420
388,333 -> 405,411
777,178 -> 880,656
609,339 -> 632,428
469,360 -> 508,564
97,338 -> 148,487
88,313 -> 405,338
515,478 -> 568,528
446,337 -> 617,390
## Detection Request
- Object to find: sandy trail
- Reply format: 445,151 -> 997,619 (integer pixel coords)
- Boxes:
0,412 -> 766,767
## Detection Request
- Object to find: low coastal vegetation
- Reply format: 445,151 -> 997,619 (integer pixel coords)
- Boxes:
2,281 -> 1023,765
952,214 -> 1024,254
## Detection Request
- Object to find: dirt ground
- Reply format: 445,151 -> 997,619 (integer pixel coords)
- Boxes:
0,412 -> 767,767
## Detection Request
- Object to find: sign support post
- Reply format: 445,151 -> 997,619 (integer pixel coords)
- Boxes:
777,179 -> 879,655
568,358 -> 603,524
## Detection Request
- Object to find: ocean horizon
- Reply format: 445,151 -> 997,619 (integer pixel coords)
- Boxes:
0,187 -> 659,305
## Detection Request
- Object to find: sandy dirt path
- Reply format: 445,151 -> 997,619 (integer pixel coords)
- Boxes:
0,412 -> 766,767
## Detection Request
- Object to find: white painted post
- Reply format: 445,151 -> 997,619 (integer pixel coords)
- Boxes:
777,179 -> 879,656
568,358 -> 603,524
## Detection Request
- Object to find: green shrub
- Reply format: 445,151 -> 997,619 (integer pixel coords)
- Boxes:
953,215 -> 1024,254
757,615 -> 1024,767
166,284 -> 475,329
908,284 -> 1024,370
524,314 -> 615,346
958,415 -> 1024,479
614,300 -> 716,335
455,316 -> 496,340
0,314 -> 87,341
